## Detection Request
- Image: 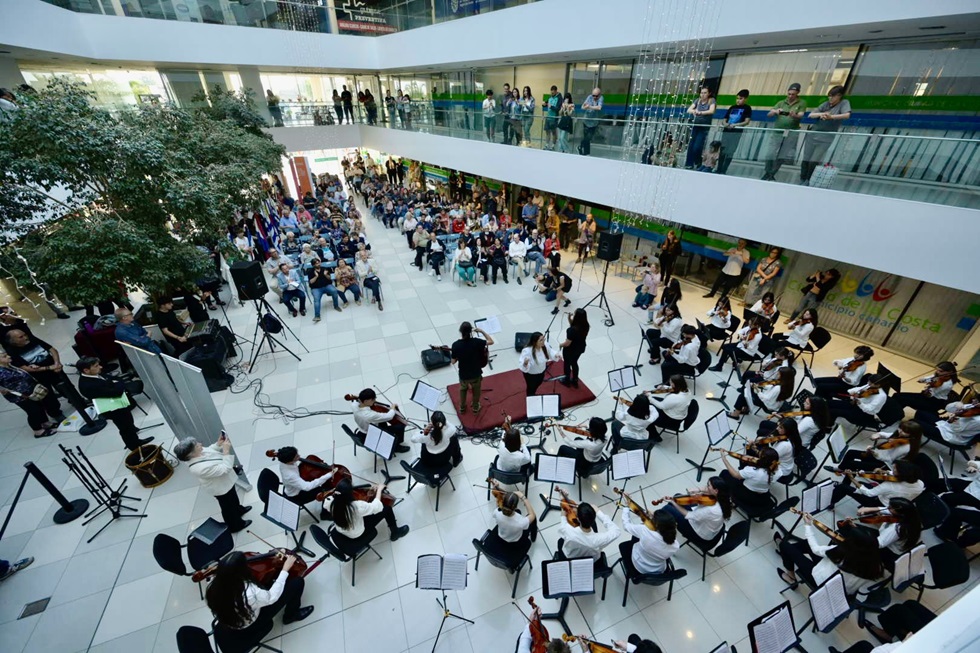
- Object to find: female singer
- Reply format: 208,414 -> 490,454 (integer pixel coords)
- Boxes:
612,393 -> 660,452
661,476 -> 733,549
205,551 -> 314,646
519,332 -> 560,396
658,230 -> 682,286
632,263 -> 662,310
827,375 -> 888,428
646,279 -> 682,325
834,420 -> 922,473
329,479 -> 410,547
775,513 -> 884,595
705,296 -> 732,343
489,479 -> 537,555
496,421 -> 532,473
773,308 -> 818,350
620,508 -> 680,575
709,317 -> 764,373
746,417 -> 803,480
896,362 -> 958,413
557,417 -> 609,475
728,366 -> 796,420
650,375 -> 693,431
719,445 -> 779,508
815,345 -> 875,400
645,303 -> 682,365
557,501 -> 621,561
830,459 -> 925,509
559,308 -> 589,388
410,411 -> 461,472
860,498 -> 922,571
758,395 -> 831,449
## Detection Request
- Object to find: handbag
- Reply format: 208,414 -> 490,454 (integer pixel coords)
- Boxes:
557,115 -> 572,132
28,385 -> 49,402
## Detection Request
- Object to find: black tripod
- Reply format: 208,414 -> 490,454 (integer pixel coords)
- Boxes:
247,297 -> 307,371
582,259 -> 615,327
60,444 -> 145,543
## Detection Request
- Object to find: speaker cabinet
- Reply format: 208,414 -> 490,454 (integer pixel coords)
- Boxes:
514,332 -> 533,352
596,231 -> 623,262
229,261 -> 268,301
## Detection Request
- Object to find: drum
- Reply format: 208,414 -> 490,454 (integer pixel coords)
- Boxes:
125,444 -> 174,488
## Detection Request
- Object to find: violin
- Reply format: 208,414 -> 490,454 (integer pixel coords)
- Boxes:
613,487 -> 656,530
614,396 -> 635,407
753,379 -> 781,390
763,357 -> 782,372
488,478 -> 507,509
837,510 -> 900,528
853,385 -> 881,399
192,548 -> 308,585
769,410 -> 810,420
655,492 -> 717,507
344,393 -> 409,426
561,634 -> 619,653
650,385 -> 675,394
840,358 -> 864,376
742,327 -> 760,343
525,597 -> 550,653
264,450 -> 351,492
554,487 -> 581,527
316,482 -> 397,508
946,401 -> 980,421
787,316 -> 810,328
752,432 -> 789,446
789,508 -> 845,543
710,447 -> 760,466
872,437 -> 910,450
833,468 -> 899,483
546,420 -> 593,439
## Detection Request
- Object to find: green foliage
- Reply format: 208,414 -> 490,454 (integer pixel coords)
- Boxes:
0,77 -> 285,304
192,85 -> 271,136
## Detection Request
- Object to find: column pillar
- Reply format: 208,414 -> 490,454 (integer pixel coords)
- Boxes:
0,57 -> 27,91
237,66 -> 273,124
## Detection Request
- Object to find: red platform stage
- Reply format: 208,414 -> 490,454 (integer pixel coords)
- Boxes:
447,361 -> 596,432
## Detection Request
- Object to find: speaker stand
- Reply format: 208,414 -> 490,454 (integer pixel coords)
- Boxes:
582,259 -> 615,327
247,298 -> 306,371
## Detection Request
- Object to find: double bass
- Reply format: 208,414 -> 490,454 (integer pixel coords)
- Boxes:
264,450 -> 351,493
192,547 -> 308,585
344,393 -> 409,427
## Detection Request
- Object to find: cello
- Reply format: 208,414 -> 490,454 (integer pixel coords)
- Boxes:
561,634 -> 619,653
344,392 -> 409,427
264,449 -> 351,493
316,482 -> 398,508
193,531 -> 310,584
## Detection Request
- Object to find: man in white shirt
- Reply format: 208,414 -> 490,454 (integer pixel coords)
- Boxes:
508,232 -> 528,284
175,433 -> 251,532
704,239 -> 750,299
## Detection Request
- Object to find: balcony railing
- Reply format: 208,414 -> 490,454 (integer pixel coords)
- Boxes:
271,100 -> 980,209
41,0 -> 538,36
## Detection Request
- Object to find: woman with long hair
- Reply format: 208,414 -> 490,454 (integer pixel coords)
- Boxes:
520,85 -> 536,144
858,497 -> 922,572
830,459 -> 925,509
647,277 -> 682,325
835,420 -> 922,473
719,445 -> 779,509
747,417 -> 802,480
557,416 -> 608,475
518,332 -> 559,396
559,308 -> 589,388
650,375 -> 693,434
757,394 -> 831,451
658,230 -> 682,286
329,479 -> 409,551
411,410 -> 461,472
488,479 -> 537,555
557,92 -> 575,153
645,303 -> 682,365
612,392 -> 659,453
206,551 -> 313,646
661,476 -> 733,549
557,500 -> 621,561
619,507 -> 680,575
495,420 -> 531,473
705,296 -> 732,343
773,307 -> 818,350
729,366 -> 796,419
896,361 -> 959,414
776,516 -> 884,595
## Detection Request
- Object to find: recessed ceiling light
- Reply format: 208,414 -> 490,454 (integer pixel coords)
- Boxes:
918,25 -> 946,30
868,29 -> 883,33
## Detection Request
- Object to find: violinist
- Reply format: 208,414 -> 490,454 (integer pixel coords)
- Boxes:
748,291 -> 778,323
855,498 -> 921,572
896,361 -> 958,413
496,421 -> 532,473
827,374 -> 887,428
650,375 -> 693,431
205,551 -> 314,648
644,303 -> 682,365
746,417 -> 803,480
709,317 -> 764,373
660,324 -> 701,384
705,296 -> 732,343
646,278 -> 682,326
557,500 -> 621,561
832,420 -> 922,473
488,479 -> 537,555
814,345 -> 874,400
758,395 -> 830,449
175,435 -> 251,533
743,347 -> 794,386
275,446 -> 336,517
830,459 -> 924,510
557,416 -> 609,475
718,445 -> 779,509
612,393 -> 660,453
619,506 -> 679,575
516,603 -> 568,653
728,366 -> 796,420
773,308 -> 818,349
409,410 -> 462,472
914,398 -> 980,450
327,479 -> 410,548
660,476 -> 732,548
352,388 -> 410,454
774,513 -> 884,596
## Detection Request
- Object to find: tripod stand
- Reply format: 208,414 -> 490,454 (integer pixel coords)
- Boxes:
60,444 -> 145,543
431,590 -> 473,652
247,297 -> 307,371
582,259 -> 615,327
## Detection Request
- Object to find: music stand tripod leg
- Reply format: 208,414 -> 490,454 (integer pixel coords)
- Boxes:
380,458 -> 405,483
290,530 -> 315,558
540,596 -> 573,636
430,590 -> 474,653
538,482 -> 557,521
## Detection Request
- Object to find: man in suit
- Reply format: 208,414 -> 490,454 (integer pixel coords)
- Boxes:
76,357 -> 151,451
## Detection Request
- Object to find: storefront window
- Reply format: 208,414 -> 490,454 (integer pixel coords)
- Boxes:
21,65 -> 170,107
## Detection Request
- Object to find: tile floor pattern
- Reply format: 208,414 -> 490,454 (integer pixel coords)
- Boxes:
0,198 -> 976,653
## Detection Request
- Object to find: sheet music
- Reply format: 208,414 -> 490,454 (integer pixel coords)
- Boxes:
411,381 -> 441,411
893,544 -> 927,588
527,395 -> 561,419
612,450 -> 646,481
608,367 -> 637,392
802,480 -> 835,514
417,554 -> 444,590
365,425 -> 395,459
753,606 -> 796,653
709,643 -> 730,653
535,454 -> 576,484
474,315 -> 501,335
819,483 -> 835,509
706,412 -> 730,446
265,491 -> 300,531
810,574 -> 849,631
828,426 -> 847,462
442,553 -> 468,590
570,558 -> 594,593
546,561 -> 572,595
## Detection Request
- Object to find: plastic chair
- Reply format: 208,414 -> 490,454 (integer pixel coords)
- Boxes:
909,453 -> 940,489
786,326 -> 832,369
775,449 -> 818,500
617,433 -> 657,469
212,617 -> 281,653
662,400 -> 700,455
615,545 -> 687,606
400,458 -> 456,511
342,423 -> 366,457
310,523 -> 382,587
487,458 -> 531,497
472,529 -> 533,599
684,348 -> 712,394
576,455 -> 612,501
851,579 -> 892,629
722,315 -> 741,347
153,534 -> 205,599
681,520 -> 750,581
257,468 -> 320,525
186,530 -> 235,587
739,496 -> 798,547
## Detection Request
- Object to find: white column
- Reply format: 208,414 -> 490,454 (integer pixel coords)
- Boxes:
237,65 -> 273,124
0,57 -> 27,90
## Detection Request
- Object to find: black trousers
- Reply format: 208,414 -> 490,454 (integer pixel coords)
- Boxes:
287,487 -> 323,506
414,245 -> 426,269
828,398 -> 878,428
814,376 -> 855,399
103,406 -> 142,450
17,393 -> 64,431
778,536 -> 819,585
895,392 -> 944,414
719,469 -> 772,510
563,350 -> 583,383
491,259 -> 508,282
715,343 -> 757,373
661,356 -> 694,385
835,449 -> 887,473
708,272 -> 741,298
332,506 -> 399,552
216,576 -> 305,651
523,372 -> 545,396
936,481 -> 980,544
215,486 -> 248,531
652,412 -> 682,431
877,601 -> 936,639
661,502 -> 722,550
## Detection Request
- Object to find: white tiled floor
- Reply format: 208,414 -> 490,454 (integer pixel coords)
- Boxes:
0,194 -> 976,653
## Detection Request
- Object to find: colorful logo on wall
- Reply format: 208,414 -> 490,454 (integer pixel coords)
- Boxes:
837,271 -> 898,302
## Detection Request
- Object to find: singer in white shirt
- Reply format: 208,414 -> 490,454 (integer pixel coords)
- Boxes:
519,332 -> 559,396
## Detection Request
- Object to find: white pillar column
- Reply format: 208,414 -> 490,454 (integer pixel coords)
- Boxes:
238,65 -> 273,124
0,57 -> 27,91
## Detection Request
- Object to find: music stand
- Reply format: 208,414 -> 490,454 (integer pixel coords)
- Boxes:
535,453 -> 576,521
526,394 -> 561,454
411,380 -> 442,420
875,363 -> 901,395
364,424 -> 405,483
608,366 -> 638,420
797,573 -> 852,634
607,450 -> 647,518
541,557 -> 595,635
687,410 -> 735,482
416,553 -> 473,652
747,600 -> 808,653
632,326 -> 652,377
809,425 -> 848,484
262,488 -> 314,557
777,479 -> 835,539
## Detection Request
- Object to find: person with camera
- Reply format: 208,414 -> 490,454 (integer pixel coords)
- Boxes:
175,432 -> 252,533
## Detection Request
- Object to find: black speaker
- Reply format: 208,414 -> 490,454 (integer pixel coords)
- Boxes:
229,261 -> 268,301
514,332 -> 533,352
597,231 -> 623,262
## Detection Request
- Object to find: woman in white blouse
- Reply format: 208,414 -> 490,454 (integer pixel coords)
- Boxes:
650,375 -> 693,431
773,308 -> 817,349
757,395 -> 832,450
857,498 -> 921,572
814,345 -> 874,400
729,366 -> 796,420
719,445 -> 779,509
827,375 -> 887,428
612,393 -> 659,452
489,480 -> 537,555
645,304 -> 683,365
661,476 -> 733,548
556,416 -> 609,475
206,551 -> 313,646
709,316 -> 764,373
745,417 -> 802,480
895,361 -> 958,414
620,507 -> 680,575
705,296 -> 733,343
557,501 -> 621,561
519,332 -> 559,396
329,479 -> 409,549
410,410 -> 461,473
835,420 -> 922,474
830,459 -> 925,509
495,424 -> 531,473
454,243 -> 478,287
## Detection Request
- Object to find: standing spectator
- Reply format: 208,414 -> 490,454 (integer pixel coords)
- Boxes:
266,90 -> 284,127
482,89 -> 496,141
788,269 -> 840,321
508,88 -> 522,146
384,90 -> 397,126
685,86 -> 716,169
363,90 -> 378,125
332,89 -> 344,125
499,83 -> 514,144
800,86 -> 852,186
744,247 -> 783,306
718,89 -> 752,174
401,93 -> 413,130
579,87 -> 603,156
761,83 -> 807,181
341,85 -> 354,123
557,92 -> 575,153
450,322 -> 493,414
703,239 -> 751,299
543,85 -> 561,151
3,329 -> 84,407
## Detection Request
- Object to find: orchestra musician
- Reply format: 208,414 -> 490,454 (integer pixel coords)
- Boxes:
205,551 -> 314,648
718,445 -> 780,509
708,317 -> 764,373
854,498 -> 922,572
175,434 -> 251,533
488,479 -> 537,555
814,345 -> 874,400
611,392 -> 660,453
829,459 -> 925,510
496,420 -> 532,473
410,410 -> 463,473
772,308 -> 818,350
934,460 -> 980,548
650,375 -> 693,432
827,374 -> 888,428
914,398 -> 980,453
327,479 -> 410,546
757,394 -> 831,449
660,324 -> 701,384
556,495 -> 621,561
705,296 -> 732,343
351,388 -> 410,454
515,603 -> 568,653
895,362 -> 958,414
619,506 -> 680,575
748,291 -> 778,323
742,347 -> 795,386
646,278 -> 682,326
556,416 -> 609,475
644,303 -> 682,365
745,417 -> 803,480
275,446 -> 336,518
774,512 -> 884,595
727,366 -> 796,420
833,420 -> 922,473
660,476 -> 733,549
